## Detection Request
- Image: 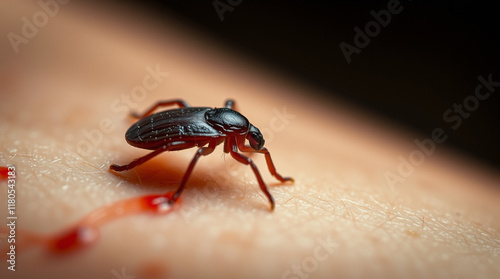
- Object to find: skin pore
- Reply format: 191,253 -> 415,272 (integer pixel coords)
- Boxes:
1,2 -> 499,279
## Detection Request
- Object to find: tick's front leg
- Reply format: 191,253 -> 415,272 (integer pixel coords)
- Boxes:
224,99 -> 236,110
228,138 -> 275,210
237,141 -> 294,183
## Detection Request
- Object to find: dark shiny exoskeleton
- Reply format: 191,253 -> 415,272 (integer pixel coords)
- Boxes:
110,99 -> 293,210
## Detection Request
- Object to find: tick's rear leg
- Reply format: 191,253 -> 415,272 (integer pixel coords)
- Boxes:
237,141 -> 294,183
109,141 -> 195,172
131,99 -> 191,119
170,140 -> 217,203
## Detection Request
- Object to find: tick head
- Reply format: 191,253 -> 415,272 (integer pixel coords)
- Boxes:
205,108 -> 250,135
247,125 -> 265,150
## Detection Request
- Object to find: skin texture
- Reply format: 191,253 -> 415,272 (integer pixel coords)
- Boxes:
1,2 -> 500,279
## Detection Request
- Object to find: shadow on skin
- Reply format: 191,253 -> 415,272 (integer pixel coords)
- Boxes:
108,151 -> 231,193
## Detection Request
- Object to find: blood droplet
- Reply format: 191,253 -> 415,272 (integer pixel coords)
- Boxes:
0,166 -> 9,179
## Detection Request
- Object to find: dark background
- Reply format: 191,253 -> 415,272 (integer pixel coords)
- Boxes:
116,0 -> 500,170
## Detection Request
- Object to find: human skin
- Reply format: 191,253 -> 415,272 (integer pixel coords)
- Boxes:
1,2 -> 500,279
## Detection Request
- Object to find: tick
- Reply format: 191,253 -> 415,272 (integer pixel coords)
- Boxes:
110,99 -> 293,210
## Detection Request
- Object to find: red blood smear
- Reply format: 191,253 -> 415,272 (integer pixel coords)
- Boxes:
0,166 -> 9,179
49,226 -> 98,253
47,192 -> 180,254
139,261 -> 168,279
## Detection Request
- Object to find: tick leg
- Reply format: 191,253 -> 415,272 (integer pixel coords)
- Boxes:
170,140 -> 217,203
237,141 -> 294,183
131,99 -> 191,119
228,139 -> 275,210
224,99 -> 235,110
109,141 -> 195,172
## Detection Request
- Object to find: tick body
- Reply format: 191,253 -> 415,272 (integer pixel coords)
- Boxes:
110,99 -> 293,210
